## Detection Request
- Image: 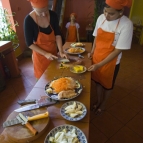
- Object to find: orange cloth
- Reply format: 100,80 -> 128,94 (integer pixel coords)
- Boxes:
106,0 -> 132,9
27,0 -> 48,8
70,13 -> 77,19
33,13 -> 57,79
66,25 -> 77,42
92,19 -> 120,89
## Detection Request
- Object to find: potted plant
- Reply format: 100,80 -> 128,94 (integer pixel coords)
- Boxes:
0,7 -> 19,50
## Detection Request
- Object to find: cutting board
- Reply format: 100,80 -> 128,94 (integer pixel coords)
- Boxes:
4,107 -> 49,143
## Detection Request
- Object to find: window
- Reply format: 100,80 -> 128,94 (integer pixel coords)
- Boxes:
0,1 -> 9,38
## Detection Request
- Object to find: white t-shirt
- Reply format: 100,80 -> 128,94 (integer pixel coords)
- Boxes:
93,14 -> 133,64
66,22 -> 80,29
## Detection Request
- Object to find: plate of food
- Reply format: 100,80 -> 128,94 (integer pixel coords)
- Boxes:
45,77 -> 82,101
44,124 -> 87,143
65,47 -> 85,55
70,65 -> 87,74
60,101 -> 87,121
70,42 -> 85,47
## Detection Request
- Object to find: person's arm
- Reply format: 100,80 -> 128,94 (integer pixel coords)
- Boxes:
88,49 -> 122,71
87,18 -> 98,59
24,15 -> 58,60
76,23 -> 80,42
56,35 -> 68,58
87,37 -> 96,59
50,11 -> 67,58
65,29 -> 69,41
77,28 -> 80,42
87,15 -> 103,59
56,35 -> 64,53
29,44 -> 58,60
65,22 -> 69,41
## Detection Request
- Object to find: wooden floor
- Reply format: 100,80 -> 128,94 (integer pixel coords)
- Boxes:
0,43 -> 143,143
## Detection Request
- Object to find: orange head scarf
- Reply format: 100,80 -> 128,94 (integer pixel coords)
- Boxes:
27,0 -> 48,8
70,13 -> 77,19
106,0 -> 132,10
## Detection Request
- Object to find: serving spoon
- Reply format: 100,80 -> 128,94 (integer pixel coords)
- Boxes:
78,54 -> 84,58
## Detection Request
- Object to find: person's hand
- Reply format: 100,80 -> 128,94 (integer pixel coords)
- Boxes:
59,52 -> 68,59
88,64 -> 100,71
44,53 -> 58,60
87,52 -> 93,59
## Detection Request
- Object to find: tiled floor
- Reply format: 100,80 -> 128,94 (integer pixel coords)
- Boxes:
0,43 -> 143,143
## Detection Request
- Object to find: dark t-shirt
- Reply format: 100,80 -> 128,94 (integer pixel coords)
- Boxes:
24,10 -> 61,47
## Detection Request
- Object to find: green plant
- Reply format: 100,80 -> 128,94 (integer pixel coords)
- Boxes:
92,0 -> 98,28
92,0 -> 105,28
0,7 -> 19,50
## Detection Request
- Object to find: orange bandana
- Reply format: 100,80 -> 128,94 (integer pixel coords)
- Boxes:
106,0 -> 132,9
70,13 -> 77,19
27,0 -> 48,8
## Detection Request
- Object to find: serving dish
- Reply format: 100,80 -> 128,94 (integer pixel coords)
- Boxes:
64,47 -> 85,55
70,42 -> 85,47
60,101 -> 87,121
45,77 -> 82,101
44,124 -> 87,143
70,65 -> 87,74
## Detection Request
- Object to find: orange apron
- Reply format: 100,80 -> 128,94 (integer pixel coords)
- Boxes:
33,16 -> 57,79
66,25 -> 77,42
92,19 -> 120,89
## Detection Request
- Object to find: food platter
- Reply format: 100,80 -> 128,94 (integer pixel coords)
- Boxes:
70,42 -> 85,47
70,65 -> 87,74
64,47 -> 85,55
45,77 -> 82,101
44,124 -> 87,143
60,101 -> 87,121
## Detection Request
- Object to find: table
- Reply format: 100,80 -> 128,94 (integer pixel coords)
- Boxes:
0,42 -> 92,143
0,41 -> 20,77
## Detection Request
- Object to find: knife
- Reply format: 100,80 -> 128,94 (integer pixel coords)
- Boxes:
57,58 -> 70,63
14,100 -> 57,112
3,112 -> 49,128
17,99 -> 36,105
17,96 -> 57,106
18,113 -> 38,135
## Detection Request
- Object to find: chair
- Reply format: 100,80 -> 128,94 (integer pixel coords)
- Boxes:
132,24 -> 143,44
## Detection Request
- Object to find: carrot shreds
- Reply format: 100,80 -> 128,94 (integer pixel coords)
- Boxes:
50,77 -> 76,93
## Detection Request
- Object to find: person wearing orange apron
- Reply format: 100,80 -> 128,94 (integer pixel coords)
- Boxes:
65,13 -> 80,42
88,0 -> 133,115
33,17 -> 57,79
24,0 -> 67,79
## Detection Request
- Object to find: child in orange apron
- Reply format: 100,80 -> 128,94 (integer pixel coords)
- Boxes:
88,0 -> 133,115
24,0 -> 67,79
65,13 -> 80,42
